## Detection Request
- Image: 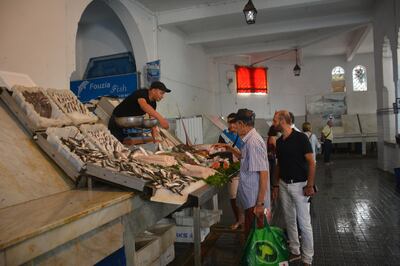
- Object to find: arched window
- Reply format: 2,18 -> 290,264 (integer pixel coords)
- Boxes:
352,65 -> 367,91
331,66 -> 345,92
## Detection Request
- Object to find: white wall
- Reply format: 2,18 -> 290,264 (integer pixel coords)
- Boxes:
213,53 -> 376,119
373,0 -> 400,173
157,27 -> 216,117
0,0 -> 69,88
0,0 -> 214,119
0,0 -> 154,88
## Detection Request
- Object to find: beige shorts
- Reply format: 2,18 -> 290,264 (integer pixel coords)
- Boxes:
228,176 -> 239,199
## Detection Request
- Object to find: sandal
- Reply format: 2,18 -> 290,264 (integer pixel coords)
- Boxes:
230,222 -> 243,230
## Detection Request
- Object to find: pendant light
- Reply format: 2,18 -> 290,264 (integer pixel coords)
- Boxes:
293,48 -> 301,76
243,0 -> 257,24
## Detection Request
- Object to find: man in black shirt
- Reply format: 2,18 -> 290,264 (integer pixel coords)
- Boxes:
108,81 -> 170,142
272,110 -> 316,266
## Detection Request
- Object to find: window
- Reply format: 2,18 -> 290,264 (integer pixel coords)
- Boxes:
235,66 -> 268,94
331,66 -> 345,92
353,65 -> 367,91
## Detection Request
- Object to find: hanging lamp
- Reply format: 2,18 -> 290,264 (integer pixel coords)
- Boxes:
243,0 -> 257,24
293,48 -> 301,76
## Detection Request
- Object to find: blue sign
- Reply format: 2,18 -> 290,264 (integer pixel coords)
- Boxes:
70,73 -> 138,102
146,60 -> 160,85
220,129 -> 243,149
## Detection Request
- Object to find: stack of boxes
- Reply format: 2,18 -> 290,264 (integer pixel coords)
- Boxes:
135,223 -> 176,266
172,208 -> 222,243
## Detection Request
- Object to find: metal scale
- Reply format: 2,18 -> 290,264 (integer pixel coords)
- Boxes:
115,116 -> 158,145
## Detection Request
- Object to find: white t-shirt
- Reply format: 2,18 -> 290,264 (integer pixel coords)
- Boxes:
291,124 -> 301,132
304,131 -> 321,162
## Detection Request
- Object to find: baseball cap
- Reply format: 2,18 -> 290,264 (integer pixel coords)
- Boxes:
227,113 -> 236,123
232,108 -> 255,123
150,81 -> 171,93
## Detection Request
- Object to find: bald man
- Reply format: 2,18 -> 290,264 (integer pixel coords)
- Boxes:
272,110 -> 316,266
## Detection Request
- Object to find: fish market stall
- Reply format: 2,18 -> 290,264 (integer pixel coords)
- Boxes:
0,87 -> 142,265
0,72 -> 229,265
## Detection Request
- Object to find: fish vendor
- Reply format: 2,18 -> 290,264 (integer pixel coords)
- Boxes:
108,81 -> 171,144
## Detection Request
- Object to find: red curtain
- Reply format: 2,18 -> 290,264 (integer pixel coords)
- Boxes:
236,66 -> 267,93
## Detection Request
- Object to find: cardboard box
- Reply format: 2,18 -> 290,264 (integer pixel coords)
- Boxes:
135,235 -> 161,266
175,226 -> 210,243
147,223 -> 176,252
160,245 -> 175,265
173,208 -> 222,227
150,245 -> 175,266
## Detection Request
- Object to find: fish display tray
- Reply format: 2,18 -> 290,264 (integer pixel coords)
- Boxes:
36,130 -> 149,189
45,126 -> 97,173
0,88 -> 44,135
85,162 -> 153,194
80,123 -> 131,159
11,86 -> 72,130
46,88 -> 98,126
35,133 -> 81,182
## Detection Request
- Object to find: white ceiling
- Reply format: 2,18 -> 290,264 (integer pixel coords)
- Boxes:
135,0 -> 376,61
136,0 -> 239,12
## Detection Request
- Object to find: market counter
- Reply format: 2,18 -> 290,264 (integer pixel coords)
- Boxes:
0,188 -> 184,266
0,81 -> 220,266
0,188 -> 132,265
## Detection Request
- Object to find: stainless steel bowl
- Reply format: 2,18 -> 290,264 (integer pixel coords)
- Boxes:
142,118 -> 159,128
115,116 -> 144,128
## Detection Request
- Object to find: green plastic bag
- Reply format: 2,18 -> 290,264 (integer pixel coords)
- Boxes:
241,217 -> 289,266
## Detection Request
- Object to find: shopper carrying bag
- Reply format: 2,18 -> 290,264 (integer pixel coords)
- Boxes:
241,216 -> 289,266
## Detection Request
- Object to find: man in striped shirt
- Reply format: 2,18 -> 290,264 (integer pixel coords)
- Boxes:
231,109 -> 270,238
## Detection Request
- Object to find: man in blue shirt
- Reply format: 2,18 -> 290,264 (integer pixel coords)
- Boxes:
218,113 -> 244,150
217,113 -> 244,230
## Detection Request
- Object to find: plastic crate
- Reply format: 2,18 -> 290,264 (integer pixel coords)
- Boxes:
172,208 -> 222,227
150,245 -> 175,266
175,226 -> 210,243
135,235 -> 161,266
146,223 -> 176,253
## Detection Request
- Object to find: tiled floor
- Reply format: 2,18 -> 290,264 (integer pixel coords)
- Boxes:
171,156 -> 400,266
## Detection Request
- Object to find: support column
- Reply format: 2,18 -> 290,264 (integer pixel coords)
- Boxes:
193,206 -> 201,266
362,138 -> 367,155
212,194 -> 219,211
123,215 -> 137,266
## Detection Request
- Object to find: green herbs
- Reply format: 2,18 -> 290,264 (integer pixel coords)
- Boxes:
222,161 -> 240,176
205,162 -> 240,187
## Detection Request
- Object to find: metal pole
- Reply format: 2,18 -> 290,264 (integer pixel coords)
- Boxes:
137,71 -> 141,89
193,206 -> 201,266
212,194 -> 219,211
123,215 -> 137,266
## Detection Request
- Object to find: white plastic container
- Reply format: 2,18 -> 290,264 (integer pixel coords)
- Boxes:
146,223 -> 176,253
135,235 -> 161,266
175,226 -> 210,243
172,208 -> 222,227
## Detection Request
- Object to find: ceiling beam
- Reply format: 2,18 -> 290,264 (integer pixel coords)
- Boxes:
157,0 -> 347,26
186,11 -> 371,45
346,24 -> 372,61
206,25 -> 361,57
206,40 -> 302,57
